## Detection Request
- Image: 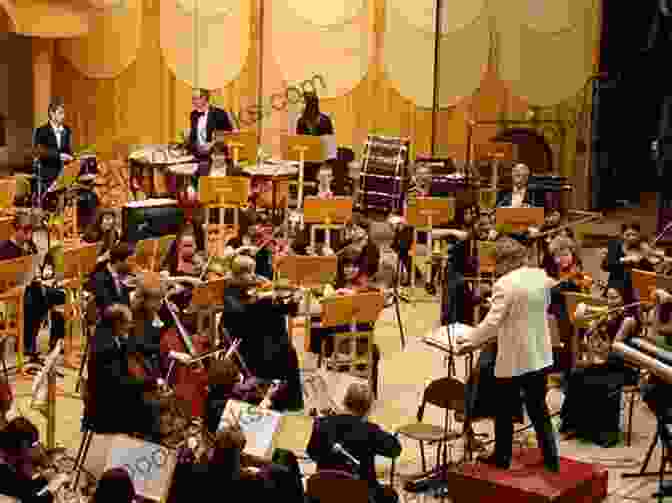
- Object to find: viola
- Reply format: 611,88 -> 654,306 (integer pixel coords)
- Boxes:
558,268 -> 593,292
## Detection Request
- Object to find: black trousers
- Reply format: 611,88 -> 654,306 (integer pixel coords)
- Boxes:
23,284 -> 66,355
494,368 -> 559,468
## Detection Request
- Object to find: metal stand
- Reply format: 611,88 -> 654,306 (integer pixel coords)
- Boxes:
385,247 -> 407,350
622,413 -> 672,481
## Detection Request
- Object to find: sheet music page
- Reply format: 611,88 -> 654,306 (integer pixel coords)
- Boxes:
219,400 -> 283,459
105,436 -> 177,502
321,135 -> 337,160
422,324 -> 473,351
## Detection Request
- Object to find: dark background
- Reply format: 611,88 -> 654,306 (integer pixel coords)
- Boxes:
592,0 -> 669,209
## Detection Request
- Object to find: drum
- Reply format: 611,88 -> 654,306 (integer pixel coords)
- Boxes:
431,175 -> 467,197
360,173 -> 404,211
78,155 -> 98,182
77,187 -> 99,230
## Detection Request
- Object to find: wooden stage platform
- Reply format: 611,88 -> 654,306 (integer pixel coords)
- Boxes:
444,449 -> 608,503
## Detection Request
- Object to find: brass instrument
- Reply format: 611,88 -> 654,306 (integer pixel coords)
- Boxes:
574,301 -> 652,323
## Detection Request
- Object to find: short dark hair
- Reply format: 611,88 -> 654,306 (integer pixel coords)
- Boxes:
1,417 -> 39,450
48,99 -> 64,116
93,468 -> 136,503
621,222 -> 641,233
109,242 -> 133,264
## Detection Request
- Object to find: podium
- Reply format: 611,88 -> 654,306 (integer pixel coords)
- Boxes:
303,196 -> 353,251
281,134 -> 326,210
199,176 -> 250,257
406,197 -> 456,295
214,131 -> 258,174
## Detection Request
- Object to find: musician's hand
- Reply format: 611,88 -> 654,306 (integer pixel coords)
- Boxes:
488,229 -> 498,241
169,351 -> 191,364
528,226 -> 540,238
655,288 -> 672,304
456,339 -> 474,354
60,153 -> 73,162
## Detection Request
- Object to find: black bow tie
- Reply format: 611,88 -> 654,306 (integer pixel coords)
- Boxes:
194,111 -> 205,118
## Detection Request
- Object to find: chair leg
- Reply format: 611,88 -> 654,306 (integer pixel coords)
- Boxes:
627,391 -> 636,447
419,440 -> 426,473
75,334 -> 90,394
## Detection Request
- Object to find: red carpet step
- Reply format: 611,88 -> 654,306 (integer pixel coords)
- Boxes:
444,448 -> 607,503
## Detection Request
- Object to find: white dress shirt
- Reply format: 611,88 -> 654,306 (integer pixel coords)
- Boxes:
197,109 -> 209,146
51,122 -> 64,150
511,188 -> 526,208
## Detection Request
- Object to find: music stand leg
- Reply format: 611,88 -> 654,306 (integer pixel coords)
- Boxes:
622,415 -> 672,478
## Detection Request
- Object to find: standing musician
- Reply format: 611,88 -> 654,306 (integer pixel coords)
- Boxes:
456,236 -> 560,472
496,163 -> 537,208
33,99 -> 73,205
189,89 -> 234,178
296,92 -> 336,189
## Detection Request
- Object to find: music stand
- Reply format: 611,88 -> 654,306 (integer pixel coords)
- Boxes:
0,255 -> 34,373
275,255 -> 338,352
495,207 -> 545,232
199,176 -> 250,256
214,131 -> 259,173
189,278 -> 228,346
406,197 -> 456,295
303,197 -> 353,251
281,134 -> 325,210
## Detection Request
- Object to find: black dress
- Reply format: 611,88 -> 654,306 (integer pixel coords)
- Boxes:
560,315 -> 639,446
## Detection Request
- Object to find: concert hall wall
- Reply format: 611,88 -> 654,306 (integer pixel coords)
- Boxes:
47,0 -> 601,206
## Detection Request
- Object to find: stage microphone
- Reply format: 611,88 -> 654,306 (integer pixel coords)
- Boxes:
332,442 -> 360,467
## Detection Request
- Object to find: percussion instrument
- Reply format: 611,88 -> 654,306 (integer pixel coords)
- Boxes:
122,198 -> 184,242
360,135 -> 410,212
77,155 -> 97,182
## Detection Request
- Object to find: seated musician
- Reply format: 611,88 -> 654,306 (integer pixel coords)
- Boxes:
0,418 -> 54,502
181,423 -> 304,503
220,275 -> 304,412
600,222 -> 655,292
86,242 -> 134,313
306,383 -> 401,503
86,304 -> 163,442
559,283 -> 640,446
91,468 -> 135,503
495,162 -> 537,208
0,218 -> 65,364
162,223 -> 207,276
308,243 -> 382,395
83,209 -> 120,257
296,92 -> 336,189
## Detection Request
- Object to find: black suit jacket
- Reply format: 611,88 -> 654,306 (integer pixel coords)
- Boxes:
34,123 -> 73,183
189,106 -> 233,150
86,263 -> 131,312
306,414 -> 401,487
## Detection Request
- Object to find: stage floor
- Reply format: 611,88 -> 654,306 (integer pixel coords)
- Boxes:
5,207 -> 670,502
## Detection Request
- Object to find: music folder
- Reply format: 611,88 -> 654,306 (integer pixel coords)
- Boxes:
281,135 -> 325,163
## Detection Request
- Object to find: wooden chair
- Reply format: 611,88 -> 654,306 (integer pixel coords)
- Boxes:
306,470 -> 370,503
319,292 -> 384,396
390,377 -> 466,485
0,256 -> 33,373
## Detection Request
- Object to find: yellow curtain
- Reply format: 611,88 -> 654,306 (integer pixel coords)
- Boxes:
12,0 -> 89,37
49,0 -> 600,180
57,0 -> 142,79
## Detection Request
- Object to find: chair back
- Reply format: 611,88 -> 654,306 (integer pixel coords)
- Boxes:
418,376 -> 465,422
306,470 -> 369,503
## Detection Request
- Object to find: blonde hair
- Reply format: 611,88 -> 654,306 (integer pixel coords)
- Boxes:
495,236 -> 529,276
548,236 -> 576,257
343,383 -> 373,416
513,163 -> 530,175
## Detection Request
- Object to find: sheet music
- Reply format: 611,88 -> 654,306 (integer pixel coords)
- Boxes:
243,162 -> 298,177
422,324 -> 473,352
321,135 -> 337,160
219,400 -> 283,459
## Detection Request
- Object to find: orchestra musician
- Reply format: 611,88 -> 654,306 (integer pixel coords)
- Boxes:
559,283 -> 640,446
86,304 -> 163,442
456,236 -> 560,472
86,242 -> 134,314
0,216 -> 65,364
32,99 -> 73,204
189,89 -> 234,178
306,383 -> 402,503
296,92 -> 336,189
0,418 -> 54,502
496,163 -> 538,208
600,222 -> 656,293
83,209 -> 121,256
